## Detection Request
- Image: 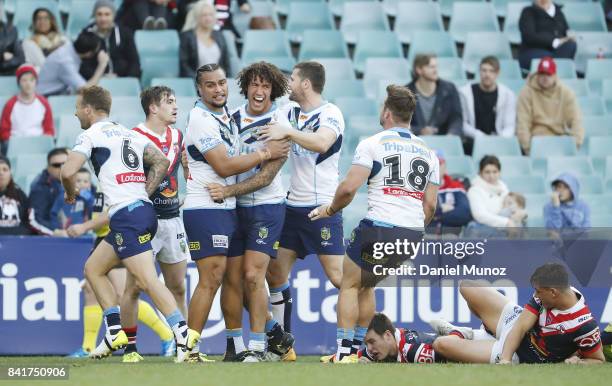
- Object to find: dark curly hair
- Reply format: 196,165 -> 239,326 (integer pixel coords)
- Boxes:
236,61 -> 289,102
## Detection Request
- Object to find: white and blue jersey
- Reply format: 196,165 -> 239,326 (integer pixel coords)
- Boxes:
231,103 -> 288,207
283,102 -> 345,207
183,101 -> 240,210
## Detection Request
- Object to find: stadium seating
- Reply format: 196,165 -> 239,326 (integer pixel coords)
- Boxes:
56,115 -> 82,148
523,193 -> 547,221
530,136 -> 577,176
492,0 -> 525,17
407,31 -> 458,64
563,2 -> 607,31
316,58 -> 357,80
497,156 -> 534,177
13,0 -> 62,38
6,137 -> 54,160
275,0 -> 324,16
503,79 -> 527,95
530,58 -> 577,79
587,136 -> 612,175
578,96 -> 606,116
241,30 -> 293,67
574,32 -> 612,74
109,97 -> 145,118
323,79 -> 365,100
340,2 -> 390,44
151,78 -> 197,97
602,79 -> 612,113
346,115 -> 381,140
232,0 -> 279,38
393,2 -> 444,44
99,78 -> 142,97
329,0 -> 375,16
298,30 -> 349,61
505,175 -> 547,194
222,30 -> 242,77
448,2 -> 499,44
344,191 -> 368,238
583,115 -> 612,139
353,31 -> 403,74
503,2 -> 530,44
0,76 -> 19,96
472,137 -> 522,162
546,156 -> 594,179
462,32 -> 513,74
382,0 -> 422,16
285,3 -> 334,43
48,96 -> 77,128
66,0 -> 95,39
363,58 -> 410,100
140,57 -> 179,87
586,59 -> 612,95
578,175 -> 604,194
376,78 -> 410,104
561,79 -> 590,97
422,135 -> 464,156
439,0 -> 484,17
134,30 -> 180,59
436,57 -> 467,81
445,155 -> 476,176
335,97 -> 378,118
582,194 -> 612,216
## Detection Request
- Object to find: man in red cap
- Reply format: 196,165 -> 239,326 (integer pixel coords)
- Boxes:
0,64 -> 54,155
516,57 -> 583,154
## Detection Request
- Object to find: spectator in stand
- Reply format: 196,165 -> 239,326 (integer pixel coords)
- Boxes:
22,8 -> 67,70
459,56 -> 516,153
178,0 -> 251,37
427,150 -> 472,237
465,155 -> 526,237
0,65 -> 54,155
50,168 -> 94,234
29,148 -> 68,236
0,156 -> 31,235
117,0 -> 172,31
516,57 -> 583,154
0,17 -> 25,76
518,0 -> 576,72
80,0 -> 141,80
180,1 -> 230,77
544,173 -> 590,231
37,31 -> 109,97
406,54 -> 463,136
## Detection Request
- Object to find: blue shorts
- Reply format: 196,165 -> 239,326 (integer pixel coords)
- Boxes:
183,208 -> 238,260
228,204 -> 286,258
346,219 -> 423,273
105,201 -> 158,259
279,205 -> 345,259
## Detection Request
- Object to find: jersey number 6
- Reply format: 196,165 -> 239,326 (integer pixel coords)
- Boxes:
122,138 -> 141,171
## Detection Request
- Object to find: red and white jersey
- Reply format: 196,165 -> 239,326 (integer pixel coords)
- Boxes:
0,94 -> 54,141
359,328 -> 444,363
352,127 -> 440,229
72,120 -> 151,216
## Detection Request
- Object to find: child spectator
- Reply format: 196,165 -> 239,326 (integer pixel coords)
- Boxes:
0,64 -> 54,155
500,192 -> 528,227
0,156 -> 31,235
50,168 -> 94,235
544,173 -> 590,230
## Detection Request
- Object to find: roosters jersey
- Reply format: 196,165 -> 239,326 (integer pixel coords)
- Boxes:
283,102 -> 344,207
183,101 -> 240,210
352,128 -> 440,229
72,120 -> 151,217
360,328 -> 445,363
133,124 -> 183,219
231,103 -> 287,207
517,288 -> 602,363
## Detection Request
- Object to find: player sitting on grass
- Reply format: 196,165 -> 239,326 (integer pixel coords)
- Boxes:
430,263 -> 605,364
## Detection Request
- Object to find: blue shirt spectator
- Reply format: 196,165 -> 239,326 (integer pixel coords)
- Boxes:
544,173 -> 590,229
29,148 -> 68,235
49,168 -> 94,231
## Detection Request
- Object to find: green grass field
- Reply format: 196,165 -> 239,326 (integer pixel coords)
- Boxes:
0,356 -> 611,386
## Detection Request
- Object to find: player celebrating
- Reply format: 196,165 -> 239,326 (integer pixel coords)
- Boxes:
183,64 -> 288,360
118,86 -> 191,362
430,263 -> 605,364
257,62 -> 346,348
309,85 -> 439,363
207,62 -> 295,362
61,86 -> 197,362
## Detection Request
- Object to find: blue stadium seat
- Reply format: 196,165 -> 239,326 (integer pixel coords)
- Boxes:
472,137 -> 522,163
505,176 -> 547,194
99,78 -> 141,97
563,2 -> 607,31
562,79 -> 590,97
523,193 -> 548,221
445,155 -> 475,176
298,30 -> 349,61
316,58 -> 356,80
353,31 -> 402,74
363,58 -> 410,100
344,192 -> 368,238
407,31 -> 458,64
346,115 -> 381,139
497,156 -> 533,177
140,57 -> 179,87
578,96 -> 606,116
530,136 -> 578,158
48,96 -> 77,128
335,97 -> 378,118
492,0 -> 525,17
243,56 -> 296,73
587,136 -> 612,175
222,30 -> 242,77
530,58 -> 577,79
13,154 -> 48,188
382,0 -> 428,16
13,0 -> 62,39
394,2 -> 444,44
285,3 -> 334,43
329,0 -> 375,16
66,0 -> 96,39
275,0 -> 324,16
151,78 -> 197,97
422,135 -> 464,156
462,32 -> 512,74
436,57 -> 466,81
586,59 -> 612,95
323,79 -> 365,100
6,137 -> 54,160
503,2 -> 530,44
438,0 -> 484,17
578,175 -> 604,194
547,156 -> 594,178
582,194 -> 612,216
233,1 -> 280,38
574,32 -> 612,74
340,2 -> 390,44
448,2 -> 499,44
503,79 -> 527,95
110,97 -> 145,118
56,115 -> 82,148
583,115 -> 612,139
376,78 -> 410,105
605,156 -> 612,185
602,79 -> 612,113
241,30 -> 292,66
0,76 -> 19,96
473,59 -> 522,81
135,30 -> 180,59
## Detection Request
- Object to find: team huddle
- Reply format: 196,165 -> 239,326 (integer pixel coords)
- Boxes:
59,60 -> 609,364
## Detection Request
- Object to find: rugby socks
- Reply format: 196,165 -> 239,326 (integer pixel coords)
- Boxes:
248,332 -> 266,353
138,300 -> 174,341
270,283 -> 293,333
226,328 -> 247,354
165,309 -> 188,344
82,305 -> 103,352
351,326 -> 368,355
265,319 -> 284,342
335,328 -> 355,361
103,306 -> 122,341
123,326 -> 138,354
449,330 -> 466,339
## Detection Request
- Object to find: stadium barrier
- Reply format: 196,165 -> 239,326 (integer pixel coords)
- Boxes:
0,236 -> 610,355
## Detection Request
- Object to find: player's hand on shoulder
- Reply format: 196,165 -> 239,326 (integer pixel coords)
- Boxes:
258,122 -> 290,141
308,205 -> 331,221
66,223 -> 87,238
206,183 -> 225,202
265,139 -> 291,160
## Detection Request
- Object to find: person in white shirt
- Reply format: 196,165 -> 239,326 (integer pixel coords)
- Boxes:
60,85 -> 196,362
310,85 -> 439,363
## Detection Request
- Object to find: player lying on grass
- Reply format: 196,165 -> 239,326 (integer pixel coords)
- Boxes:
429,263 -> 605,364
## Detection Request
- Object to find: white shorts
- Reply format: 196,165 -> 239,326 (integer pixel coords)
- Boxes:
152,217 -> 190,264
490,302 -> 522,364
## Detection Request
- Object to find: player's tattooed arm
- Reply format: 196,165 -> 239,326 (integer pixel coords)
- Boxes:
207,156 -> 287,200
143,143 -> 170,197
